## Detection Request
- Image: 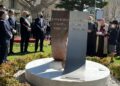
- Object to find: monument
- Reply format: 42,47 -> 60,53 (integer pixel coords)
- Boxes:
51,10 -> 69,61
25,11 -> 110,86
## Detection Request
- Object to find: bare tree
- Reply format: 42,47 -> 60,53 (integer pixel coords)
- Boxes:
18,0 -> 57,18
109,0 -> 120,20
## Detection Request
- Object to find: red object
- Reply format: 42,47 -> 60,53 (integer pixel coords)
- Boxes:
14,36 -> 35,43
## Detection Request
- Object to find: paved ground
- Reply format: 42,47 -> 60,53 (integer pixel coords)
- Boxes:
108,77 -> 120,86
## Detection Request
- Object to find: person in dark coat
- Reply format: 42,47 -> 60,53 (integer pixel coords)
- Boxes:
8,9 -> 17,54
34,14 -> 46,52
108,20 -> 119,62
108,20 -> 118,54
0,10 -> 12,64
87,16 -> 97,56
20,11 -> 31,53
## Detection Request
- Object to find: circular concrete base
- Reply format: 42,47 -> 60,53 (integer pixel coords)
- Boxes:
25,58 -> 110,86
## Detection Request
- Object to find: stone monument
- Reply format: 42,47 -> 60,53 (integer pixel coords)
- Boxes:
25,10 -> 110,86
63,11 -> 88,79
51,10 -> 69,61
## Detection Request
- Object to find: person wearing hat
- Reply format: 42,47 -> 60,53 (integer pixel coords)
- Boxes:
0,10 -> 12,64
20,11 -> 31,53
108,20 -> 119,62
34,13 -> 46,52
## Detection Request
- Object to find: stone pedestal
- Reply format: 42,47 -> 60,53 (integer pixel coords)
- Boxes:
25,58 -> 110,86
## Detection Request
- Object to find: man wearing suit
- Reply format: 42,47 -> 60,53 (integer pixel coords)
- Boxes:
34,14 -> 46,52
20,11 -> 31,53
0,10 -> 12,64
8,9 -> 17,54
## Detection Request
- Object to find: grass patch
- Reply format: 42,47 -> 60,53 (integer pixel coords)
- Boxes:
8,40 -> 51,60
114,56 -> 120,64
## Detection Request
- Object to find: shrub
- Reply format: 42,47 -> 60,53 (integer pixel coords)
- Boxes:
99,57 -> 111,66
87,56 -> 101,63
0,52 -> 50,86
0,77 -> 30,86
87,57 -> 112,66
109,63 -> 120,80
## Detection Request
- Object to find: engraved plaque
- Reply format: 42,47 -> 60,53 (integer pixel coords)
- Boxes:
51,10 -> 69,61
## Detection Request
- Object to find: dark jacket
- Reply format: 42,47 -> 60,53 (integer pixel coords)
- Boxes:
34,17 -> 46,38
108,27 -> 118,45
8,17 -> 16,31
20,17 -> 31,37
0,20 -> 12,40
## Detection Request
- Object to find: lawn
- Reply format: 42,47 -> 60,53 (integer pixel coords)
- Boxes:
8,40 -> 52,60
114,56 -> 120,64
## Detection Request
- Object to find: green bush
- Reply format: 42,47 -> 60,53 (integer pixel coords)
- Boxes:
99,57 -> 111,66
0,77 -> 30,86
0,52 -> 50,86
0,61 -> 30,86
109,63 -> 120,80
87,57 -> 111,66
87,56 -> 101,63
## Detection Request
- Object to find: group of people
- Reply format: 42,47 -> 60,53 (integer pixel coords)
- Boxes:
0,5 -> 51,64
87,16 -> 120,62
1,4 -> 120,64
20,11 -> 51,54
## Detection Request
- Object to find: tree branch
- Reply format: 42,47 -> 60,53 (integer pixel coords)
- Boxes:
47,0 -> 57,6
18,0 -> 31,10
24,0 -> 34,7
